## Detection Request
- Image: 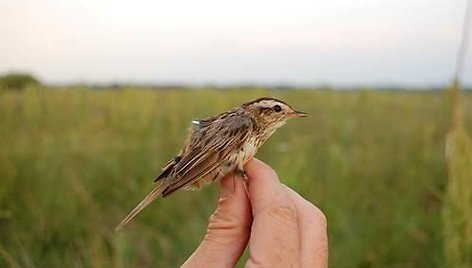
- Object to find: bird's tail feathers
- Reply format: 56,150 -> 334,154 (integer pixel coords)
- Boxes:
115,181 -> 166,232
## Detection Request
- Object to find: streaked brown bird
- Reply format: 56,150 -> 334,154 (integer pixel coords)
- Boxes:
115,97 -> 307,231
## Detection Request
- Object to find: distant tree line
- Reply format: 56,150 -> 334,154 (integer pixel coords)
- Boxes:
0,73 -> 41,90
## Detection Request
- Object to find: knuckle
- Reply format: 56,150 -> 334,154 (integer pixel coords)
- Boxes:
208,210 -> 226,228
207,208 -> 244,232
208,211 -> 220,224
267,202 -> 298,220
208,210 -> 232,227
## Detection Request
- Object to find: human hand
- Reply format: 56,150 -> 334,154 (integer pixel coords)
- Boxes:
181,158 -> 328,268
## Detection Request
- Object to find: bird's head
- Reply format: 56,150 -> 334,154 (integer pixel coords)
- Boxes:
242,97 -> 307,130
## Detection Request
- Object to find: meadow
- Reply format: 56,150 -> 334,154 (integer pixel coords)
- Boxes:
0,87 -> 471,267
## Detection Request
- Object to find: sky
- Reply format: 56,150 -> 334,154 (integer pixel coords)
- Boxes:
1,0 -> 471,87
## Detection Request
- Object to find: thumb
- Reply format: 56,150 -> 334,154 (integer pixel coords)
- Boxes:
182,174 -> 252,268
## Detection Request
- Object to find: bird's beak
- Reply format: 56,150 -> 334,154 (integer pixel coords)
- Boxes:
294,110 -> 308,117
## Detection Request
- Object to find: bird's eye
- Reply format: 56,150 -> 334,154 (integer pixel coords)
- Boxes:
273,105 -> 282,112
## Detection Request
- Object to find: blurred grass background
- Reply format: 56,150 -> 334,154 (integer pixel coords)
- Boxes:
0,87 -> 471,267
443,83 -> 472,268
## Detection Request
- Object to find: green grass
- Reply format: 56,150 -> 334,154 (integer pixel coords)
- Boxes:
0,88 -> 471,267
442,84 -> 472,268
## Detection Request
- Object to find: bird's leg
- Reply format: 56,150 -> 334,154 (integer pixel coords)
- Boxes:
235,166 -> 249,196
236,168 -> 248,183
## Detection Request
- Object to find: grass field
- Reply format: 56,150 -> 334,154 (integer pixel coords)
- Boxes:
1,88 -> 471,267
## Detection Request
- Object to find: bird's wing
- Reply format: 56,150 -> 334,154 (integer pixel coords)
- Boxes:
161,115 -> 252,196
154,155 -> 182,182
115,114 -> 252,231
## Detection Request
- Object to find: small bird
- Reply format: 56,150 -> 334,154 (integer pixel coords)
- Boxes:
115,97 -> 307,231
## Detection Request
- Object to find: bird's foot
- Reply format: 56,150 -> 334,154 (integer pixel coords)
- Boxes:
236,168 -> 248,183
235,168 -> 250,196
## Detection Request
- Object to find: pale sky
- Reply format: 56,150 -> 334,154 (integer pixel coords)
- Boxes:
1,0 -> 471,87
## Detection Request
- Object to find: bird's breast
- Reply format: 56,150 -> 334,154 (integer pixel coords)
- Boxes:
243,138 -> 259,159
223,138 -> 256,167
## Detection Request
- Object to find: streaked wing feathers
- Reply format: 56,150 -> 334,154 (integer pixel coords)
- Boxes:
161,114 -> 252,196
154,155 -> 182,182
162,151 -> 220,196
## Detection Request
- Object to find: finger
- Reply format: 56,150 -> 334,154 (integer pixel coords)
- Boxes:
283,186 -> 328,268
244,158 -> 286,214
244,159 -> 301,267
182,174 -> 251,268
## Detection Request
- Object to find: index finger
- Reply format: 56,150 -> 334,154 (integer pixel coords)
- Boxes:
243,158 -> 301,266
244,158 -> 288,214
